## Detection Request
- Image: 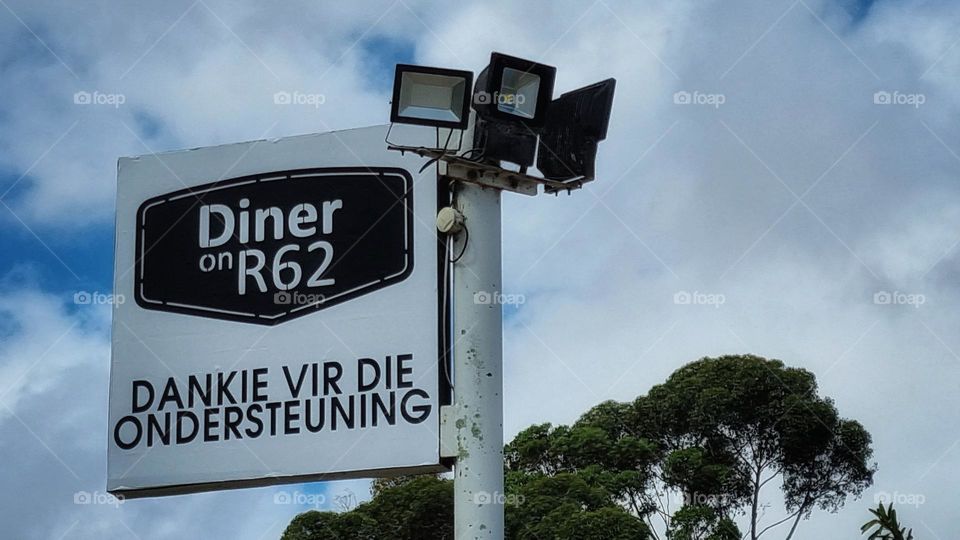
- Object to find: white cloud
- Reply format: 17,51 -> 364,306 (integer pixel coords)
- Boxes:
2,0 -> 960,538
0,282 -> 319,538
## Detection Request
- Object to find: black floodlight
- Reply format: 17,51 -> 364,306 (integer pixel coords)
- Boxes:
472,53 -> 556,128
474,121 -> 538,167
390,64 -> 473,130
537,78 -> 616,181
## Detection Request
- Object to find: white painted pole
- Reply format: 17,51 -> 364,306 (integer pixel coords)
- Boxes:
451,158 -> 505,537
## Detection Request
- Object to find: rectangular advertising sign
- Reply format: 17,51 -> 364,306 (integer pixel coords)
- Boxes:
108,126 -> 446,497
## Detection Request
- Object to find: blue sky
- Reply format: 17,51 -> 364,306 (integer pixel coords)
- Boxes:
0,26 -> 419,519
0,5 -> 421,526
0,31 -> 416,301
3,0 -> 960,538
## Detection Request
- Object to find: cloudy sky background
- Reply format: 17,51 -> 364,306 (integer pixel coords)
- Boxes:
1,0 -> 959,537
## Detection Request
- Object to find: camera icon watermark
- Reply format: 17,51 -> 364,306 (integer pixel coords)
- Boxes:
273,90 -> 326,108
74,291 -> 125,306
273,291 -> 325,307
473,290 -> 525,307
873,290 -> 925,308
73,90 -> 126,108
473,491 -> 524,507
473,90 -> 526,107
273,490 -> 326,508
873,90 -> 925,108
874,490 -> 925,508
73,490 -> 124,508
673,90 -> 725,108
672,491 -> 735,507
673,290 -> 725,308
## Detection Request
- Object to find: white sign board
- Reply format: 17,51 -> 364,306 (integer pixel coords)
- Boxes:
108,125 -> 447,497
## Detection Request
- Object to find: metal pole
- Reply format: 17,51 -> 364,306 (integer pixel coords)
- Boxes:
451,175 -> 504,537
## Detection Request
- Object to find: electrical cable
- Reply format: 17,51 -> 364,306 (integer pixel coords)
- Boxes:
459,148 -> 485,162
450,225 -> 468,264
419,128 -> 456,173
440,232 -> 454,391
439,127 -> 455,391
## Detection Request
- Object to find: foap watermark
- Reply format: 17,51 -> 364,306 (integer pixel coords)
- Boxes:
273,91 -> 326,108
673,90 -> 725,108
670,491 -> 735,508
74,291 -> 125,306
473,491 -> 524,507
873,90 -> 925,108
674,290 -> 725,308
274,291 -> 326,307
874,491 -> 925,508
873,290 -> 925,308
273,490 -> 326,508
73,490 -> 124,508
473,90 -> 526,108
473,290 -> 525,307
73,90 -> 125,108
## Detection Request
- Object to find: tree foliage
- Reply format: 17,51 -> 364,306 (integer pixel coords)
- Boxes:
282,476 -> 452,540
282,354 -> 875,539
861,503 -> 913,540
641,355 -> 875,539
506,472 -> 650,539
668,505 -> 740,540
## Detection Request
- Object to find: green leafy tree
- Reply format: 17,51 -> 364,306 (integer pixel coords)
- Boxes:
638,355 -> 875,539
283,472 -> 646,539
360,475 -> 454,539
506,471 -> 650,539
505,418 -> 659,516
861,503 -> 913,540
282,510 -> 379,539
282,354 -> 875,540
371,475 -> 426,498
668,505 -> 739,540
281,476 -> 452,540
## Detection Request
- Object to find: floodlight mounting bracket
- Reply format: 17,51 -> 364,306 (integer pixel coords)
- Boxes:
387,143 -> 591,196
384,123 -> 465,154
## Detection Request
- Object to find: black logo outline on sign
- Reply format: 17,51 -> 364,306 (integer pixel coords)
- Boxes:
133,167 -> 414,325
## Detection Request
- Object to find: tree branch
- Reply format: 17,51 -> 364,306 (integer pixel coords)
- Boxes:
781,497 -> 814,540
750,464 -> 763,540
758,467 -> 782,489
755,508 -> 802,538
644,515 -> 662,540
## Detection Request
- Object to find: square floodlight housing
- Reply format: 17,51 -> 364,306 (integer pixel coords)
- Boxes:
474,120 -> 538,167
537,78 -> 616,181
390,64 -> 474,130
472,52 -> 556,128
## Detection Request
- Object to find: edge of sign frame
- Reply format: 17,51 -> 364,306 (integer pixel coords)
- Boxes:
110,463 -> 449,499
436,131 -> 455,469
108,130 -> 455,499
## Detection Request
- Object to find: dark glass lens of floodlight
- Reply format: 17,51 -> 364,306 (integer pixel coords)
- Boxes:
537,78 -> 616,181
474,120 -> 538,167
472,52 -> 556,127
390,65 -> 473,129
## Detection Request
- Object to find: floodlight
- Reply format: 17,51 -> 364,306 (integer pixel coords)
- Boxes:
472,53 -> 556,128
537,78 -> 616,181
474,120 -> 538,167
390,64 -> 473,130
